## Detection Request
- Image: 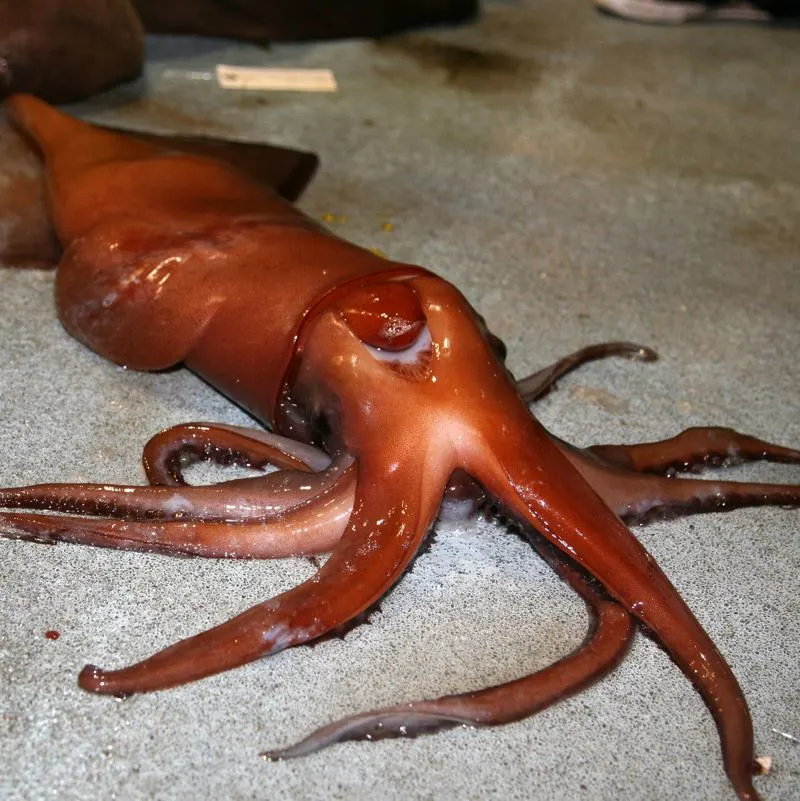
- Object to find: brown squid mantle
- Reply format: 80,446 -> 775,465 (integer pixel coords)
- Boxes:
1,94 -> 798,801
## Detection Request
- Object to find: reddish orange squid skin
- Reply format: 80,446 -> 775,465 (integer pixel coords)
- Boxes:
5,93 -> 429,425
2,94 -> 769,801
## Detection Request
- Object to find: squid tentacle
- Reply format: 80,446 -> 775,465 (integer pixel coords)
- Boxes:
587,426 -> 800,476
555,440 -> 800,525
142,422 -> 331,486
616,477 -> 800,525
0,456 -> 353,524
0,458 -> 356,558
3,91 -> 793,800
476,419 -> 762,801
76,459 -> 445,695
262,532 -> 634,759
0,501 -> 350,559
516,341 -> 658,404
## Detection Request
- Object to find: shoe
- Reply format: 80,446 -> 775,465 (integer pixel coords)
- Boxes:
594,0 -> 773,23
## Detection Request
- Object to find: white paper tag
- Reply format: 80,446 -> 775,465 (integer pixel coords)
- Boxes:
216,65 -> 338,92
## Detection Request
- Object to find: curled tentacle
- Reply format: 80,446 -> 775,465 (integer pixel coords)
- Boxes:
142,422 -> 331,485
76,458 -> 445,695
262,534 -> 634,759
517,341 -> 658,404
587,426 -> 800,476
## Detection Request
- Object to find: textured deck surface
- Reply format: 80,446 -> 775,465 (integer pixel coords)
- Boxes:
1,1 -> 798,799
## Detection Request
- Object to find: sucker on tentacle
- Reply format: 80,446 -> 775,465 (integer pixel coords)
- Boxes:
141,422 -> 334,485
0,456 -> 356,559
0,455 -> 349,523
587,426 -> 800,476
1,94 -> 798,801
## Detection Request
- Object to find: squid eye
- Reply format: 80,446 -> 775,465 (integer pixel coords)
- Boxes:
339,281 -> 426,351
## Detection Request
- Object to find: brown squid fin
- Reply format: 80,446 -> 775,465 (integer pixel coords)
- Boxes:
111,128 -> 318,204
0,96 -> 317,267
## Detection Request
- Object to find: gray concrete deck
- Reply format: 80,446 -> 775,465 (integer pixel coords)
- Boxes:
1,1 -> 798,799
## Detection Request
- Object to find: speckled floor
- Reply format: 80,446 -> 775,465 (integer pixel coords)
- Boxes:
1,1 -> 798,799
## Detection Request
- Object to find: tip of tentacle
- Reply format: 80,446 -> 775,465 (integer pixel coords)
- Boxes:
78,664 -> 130,696
260,750 -> 286,762
727,764 -> 764,801
259,710 -> 466,760
735,782 -> 762,801
629,345 -> 659,362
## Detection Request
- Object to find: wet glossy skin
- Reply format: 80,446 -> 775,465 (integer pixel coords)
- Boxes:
0,108 -> 318,267
1,94 -> 799,801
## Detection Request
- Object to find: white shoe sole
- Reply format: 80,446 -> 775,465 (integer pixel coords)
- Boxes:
595,0 -> 771,24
